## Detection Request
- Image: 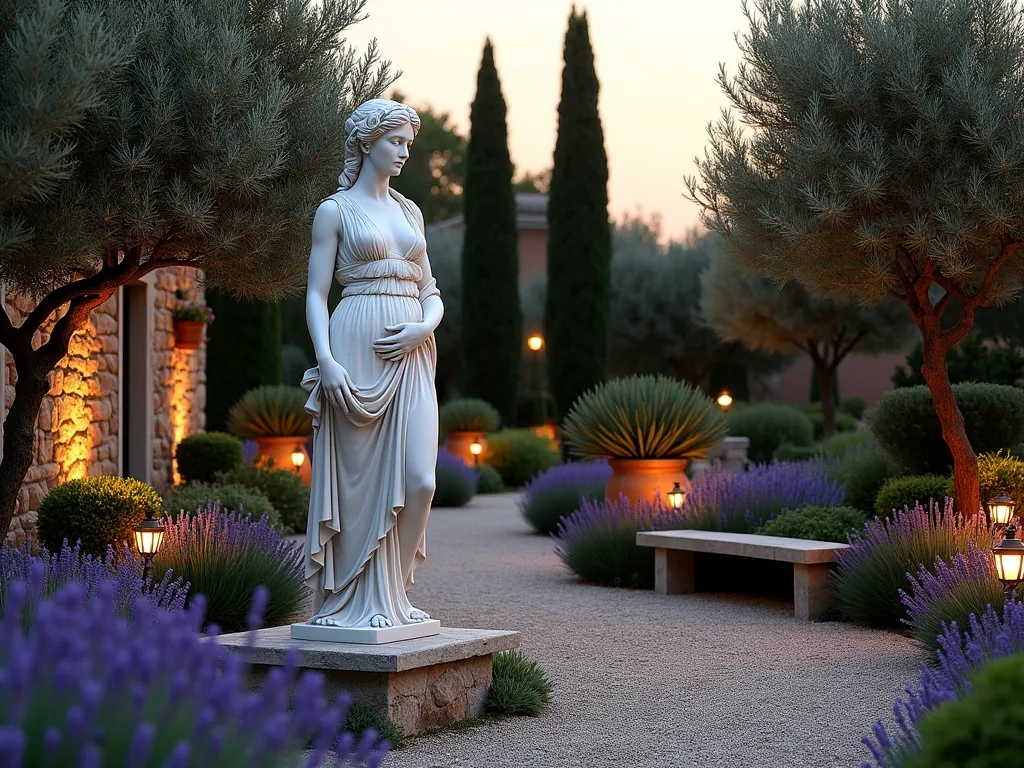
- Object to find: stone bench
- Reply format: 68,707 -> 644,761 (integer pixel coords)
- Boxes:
635,530 -> 848,619
216,626 -> 520,736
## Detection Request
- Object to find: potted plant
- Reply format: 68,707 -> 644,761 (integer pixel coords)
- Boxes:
226,385 -> 313,484
562,374 -> 728,506
439,398 -> 501,465
172,289 -> 214,351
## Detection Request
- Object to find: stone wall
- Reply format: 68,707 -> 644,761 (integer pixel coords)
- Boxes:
2,267 -> 206,547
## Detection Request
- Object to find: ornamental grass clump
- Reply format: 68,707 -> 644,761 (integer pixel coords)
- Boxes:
862,598 -> 1024,768
227,385 -> 313,439
519,460 -> 612,535
554,495 -> 683,588
486,651 -> 554,717
562,374 -> 727,460
833,500 -> 993,629
900,545 -> 1005,662
680,460 -> 845,533
0,576 -> 389,767
0,541 -> 186,626
152,506 -> 305,633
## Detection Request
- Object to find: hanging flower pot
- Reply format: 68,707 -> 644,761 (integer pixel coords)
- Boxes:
173,320 -> 205,351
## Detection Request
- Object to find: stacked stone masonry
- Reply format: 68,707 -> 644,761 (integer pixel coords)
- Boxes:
2,267 -> 205,548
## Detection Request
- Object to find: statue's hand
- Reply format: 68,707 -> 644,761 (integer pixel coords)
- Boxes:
318,357 -> 351,413
372,322 -> 430,362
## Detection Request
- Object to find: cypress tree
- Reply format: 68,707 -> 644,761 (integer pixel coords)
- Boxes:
545,8 -> 612,421
460,39 -> 521,424
205,292 -> 283,431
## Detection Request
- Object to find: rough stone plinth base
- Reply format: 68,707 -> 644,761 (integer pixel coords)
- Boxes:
216,626 -> 520,736
291,618 -> 441,645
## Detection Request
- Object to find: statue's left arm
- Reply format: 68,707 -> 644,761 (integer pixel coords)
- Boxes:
414,203 -> 443,335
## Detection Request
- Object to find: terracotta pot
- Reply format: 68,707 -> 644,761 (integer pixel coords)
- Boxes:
173,320 -> 205,351
444,431 -> 486,465
605,458 -> 690,507
253,436 -> 311,486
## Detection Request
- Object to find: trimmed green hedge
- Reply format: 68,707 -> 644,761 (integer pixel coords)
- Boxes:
175,432 -> 244,484
728,404 -> 814,464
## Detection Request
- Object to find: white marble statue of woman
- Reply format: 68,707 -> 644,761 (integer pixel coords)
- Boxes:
296,98 -> 442,641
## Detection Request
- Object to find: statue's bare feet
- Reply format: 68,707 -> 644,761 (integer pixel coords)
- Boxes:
311,617 -> 337,626
408,608 -> 431,622
370,614 -> 393,629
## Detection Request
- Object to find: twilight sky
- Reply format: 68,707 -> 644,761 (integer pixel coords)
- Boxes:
344,0 -> 750,242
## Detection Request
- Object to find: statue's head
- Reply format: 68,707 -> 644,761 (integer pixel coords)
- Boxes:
338,98 -> 421,191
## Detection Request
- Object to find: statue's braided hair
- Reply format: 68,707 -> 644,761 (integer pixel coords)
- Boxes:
337,98 -> 421,191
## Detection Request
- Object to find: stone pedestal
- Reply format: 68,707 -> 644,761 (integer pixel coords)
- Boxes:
216,626 -> 520,736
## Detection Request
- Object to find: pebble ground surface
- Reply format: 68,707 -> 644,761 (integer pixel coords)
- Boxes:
316,492 -> 923,768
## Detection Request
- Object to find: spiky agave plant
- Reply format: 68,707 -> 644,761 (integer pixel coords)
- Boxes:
226,385 -> 312,438
561,375 -> 727,459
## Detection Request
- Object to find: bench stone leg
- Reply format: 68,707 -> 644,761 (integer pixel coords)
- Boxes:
655,548 -> 695,595
793,563 -> 833,620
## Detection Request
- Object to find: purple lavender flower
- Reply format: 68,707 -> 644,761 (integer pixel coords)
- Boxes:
520,460 -> 612,534
0,576 -> 388,766
437,447 -> 480,492
681,460 -> 845,533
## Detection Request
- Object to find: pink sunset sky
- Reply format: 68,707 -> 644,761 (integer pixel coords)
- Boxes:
345,0 -> 749,242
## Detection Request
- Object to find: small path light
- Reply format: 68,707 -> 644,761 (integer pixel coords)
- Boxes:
993,524 -> 1024,596
716,390 -> 733,411
527,334 -> 544,352
469,440 -> 483,465
668,482 -> 686,510
134,508 -> 165,583
291,449 -> 306,473
988,492 -> 1016,526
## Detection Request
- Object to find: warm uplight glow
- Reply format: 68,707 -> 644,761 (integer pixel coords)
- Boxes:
54,324 -> 99,481
527,335 -> 544,352
988,493 -> 1017,526
169,348 -> 191,485
668,482 -> 686,510
716,391 -> 733,410
291,450 -> 306,469
469,441 -> 483,456
994,525 -> 1024,590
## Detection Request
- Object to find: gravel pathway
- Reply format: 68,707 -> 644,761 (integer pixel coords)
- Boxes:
358,493 -> 920,768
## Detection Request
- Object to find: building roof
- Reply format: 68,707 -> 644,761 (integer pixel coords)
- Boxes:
424,193 -> 549,235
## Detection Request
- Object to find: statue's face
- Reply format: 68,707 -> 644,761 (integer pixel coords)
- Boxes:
363,121 -> 414,178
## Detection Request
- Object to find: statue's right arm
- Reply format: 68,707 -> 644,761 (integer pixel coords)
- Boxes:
306,200 -> 349,411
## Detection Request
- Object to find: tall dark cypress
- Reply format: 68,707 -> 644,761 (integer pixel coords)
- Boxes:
460,39 -> 521,424
545,8 -> 612,421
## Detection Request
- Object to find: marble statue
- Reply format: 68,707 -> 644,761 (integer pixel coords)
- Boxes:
294,98 -> 443,643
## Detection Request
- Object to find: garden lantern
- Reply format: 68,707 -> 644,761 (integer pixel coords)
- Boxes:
291,450 -> 306,473
987,493 -> 1016,526
993,525 -> 1024,594
133,508 -> 165,582
668,482 -> 686,510
716,391 -> 733,411
469,440 -> 483,465
527,334 -> 544,352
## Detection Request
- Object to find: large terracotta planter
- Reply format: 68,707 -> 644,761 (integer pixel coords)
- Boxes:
173,320 -> 205,351
444,431 -> 486,465
605,458 -> 690,507
254,436 -> 311,486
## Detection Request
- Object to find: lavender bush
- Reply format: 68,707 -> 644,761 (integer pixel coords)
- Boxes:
153,505 -> 305,633
0,573 -> 388,766
833,500 -> 993,628
434,448 -> 479,507
862,598 -> 1024,768
520,460 -> 612,534
900,544 -> 1005,661
0,540 -> 186,627
681,460 -> 845,533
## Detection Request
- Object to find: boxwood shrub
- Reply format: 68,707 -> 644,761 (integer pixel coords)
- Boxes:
757,505 -> 866,543
837,448 -> 897,513
163,482 -> 280,528
727,404 -> 814,464
475,463 -> 505,494
484,429 -> 561,488
175,432 -> 244,483
215,459 -> 309,534
875,474 -> 953,516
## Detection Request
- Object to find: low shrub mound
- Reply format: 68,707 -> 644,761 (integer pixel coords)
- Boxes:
152,506 -> 305,633
837,448 -> 897,512
823,430 -> 874,458
727,403 -> 814,464
163,482 -> 280,528
216,458 -> 309,534
833,500 -> 993,628
519,460 -> 611,535
37,476 -> 162,557
874,474 -> 953,516
840,397 -> 866,420
175,432 -> 244,483
486,651 -> 554,717
484,429 -> 561,487
867,383 -> 1024,474
439,397 -> 501,434
900,545 -> 1005,662
475,463 -> 505,494
434,449 -> 478,508
757,506 -> 866,543
975,451 -> 1024,511
772,443 -> 821,462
